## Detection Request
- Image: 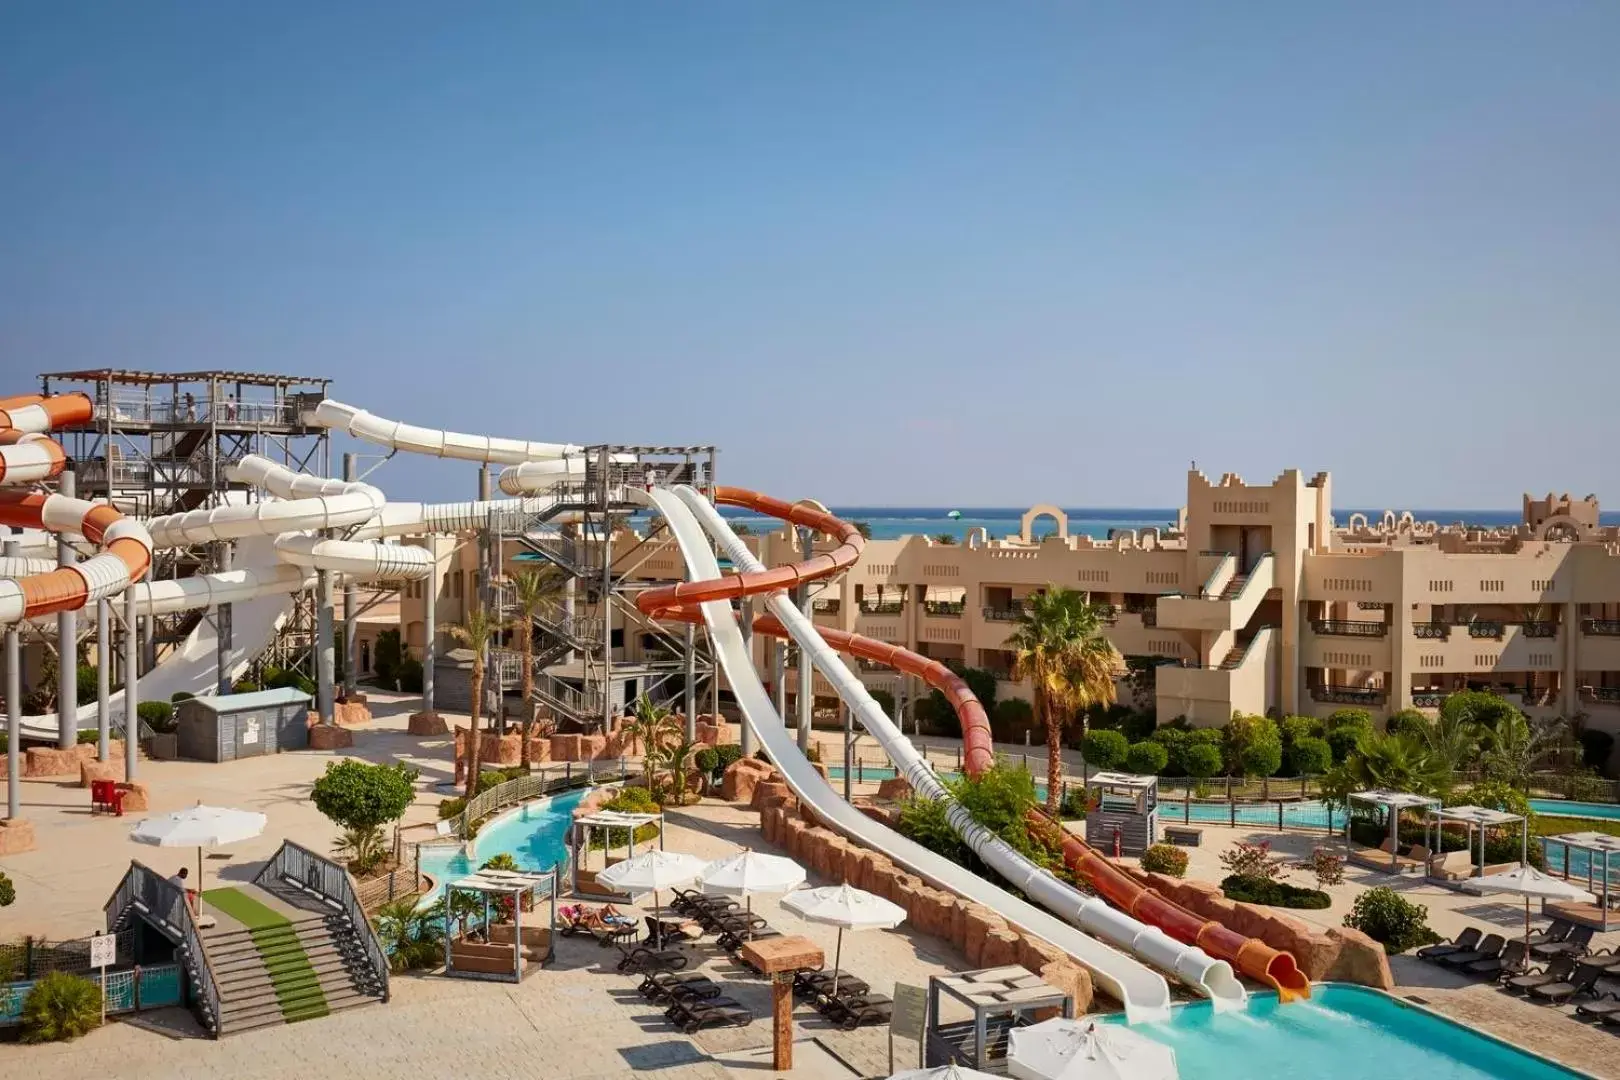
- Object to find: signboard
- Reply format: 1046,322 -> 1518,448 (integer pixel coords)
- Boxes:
241,718 -> 261,746
890,981 -> 928,1073
88,933 -> 117,969
891,983 -> 927,1041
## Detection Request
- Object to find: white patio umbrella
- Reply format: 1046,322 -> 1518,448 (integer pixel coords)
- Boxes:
697,849 -> 806,920
597,849 -> 707,946
129,803 -> 267,912
1464,864 -> 1595,954
781,883 -> 906,997
889,1065 -> 999,1080
1008,1017 -> 1178,1080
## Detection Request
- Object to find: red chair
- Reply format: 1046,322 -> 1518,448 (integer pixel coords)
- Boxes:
90,779 -> 110,813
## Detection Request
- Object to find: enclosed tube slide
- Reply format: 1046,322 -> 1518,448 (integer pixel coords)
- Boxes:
635,487 -> 1170,1021
638,484 -> 1307,1008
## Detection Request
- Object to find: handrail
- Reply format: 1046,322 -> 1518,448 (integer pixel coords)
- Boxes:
251,840 -> 391,1004
1231,625 -> 1275,669
1198,553 -> 1235,598
104,860 -> 223,1036
1229,552 -> 1274,603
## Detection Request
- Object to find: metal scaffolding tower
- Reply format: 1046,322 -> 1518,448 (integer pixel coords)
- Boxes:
488,446 -> 721,737
39,369 -> 332,679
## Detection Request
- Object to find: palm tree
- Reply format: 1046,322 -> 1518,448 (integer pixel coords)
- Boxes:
1419,710 -> 1480,773
1476,710 -> 1570,789
508,567 -> 565,770
1006,586 -> 1121,813
625,696 -> 682,791
1348,730 -> 1453,797
443,605 -> 501,798
660,738 -> 699,804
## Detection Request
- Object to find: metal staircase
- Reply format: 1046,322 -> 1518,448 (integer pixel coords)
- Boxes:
104,862 -> 225,1037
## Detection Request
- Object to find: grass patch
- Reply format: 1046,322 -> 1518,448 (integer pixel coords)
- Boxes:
1220,875 -> 1332,909
1530,815 -> 1620,839
203,888 -> 329,1023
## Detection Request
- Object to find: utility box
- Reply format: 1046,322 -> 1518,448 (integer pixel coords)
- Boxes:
175,688 -> 312,762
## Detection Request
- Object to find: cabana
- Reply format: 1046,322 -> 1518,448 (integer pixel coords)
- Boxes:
1541,831 -> 1620,930
1426,805 -> 1527,881
443,867 -> 559,982
1345,790 -> 1442,873
571,808 -> 664,898
1082,771 -> 1159,857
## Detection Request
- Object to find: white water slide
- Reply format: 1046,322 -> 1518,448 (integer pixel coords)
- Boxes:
640,485 -> 1244,1021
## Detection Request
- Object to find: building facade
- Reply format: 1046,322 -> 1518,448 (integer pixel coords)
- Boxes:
396,469 -> 1620,737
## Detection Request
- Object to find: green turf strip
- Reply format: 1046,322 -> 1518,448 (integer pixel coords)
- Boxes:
203,888 -> 330,1023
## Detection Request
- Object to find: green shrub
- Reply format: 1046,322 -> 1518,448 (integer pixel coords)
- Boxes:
1343,886 -> 1444,954
374,628 -> 404,685
438,797 -> 467,820
991,698 -> 1037,742
1579,729 -> 1616,773
1307,848 -> 1345,887
20,971 -> 102,1043
75,730 -> 99,745
1059,786 -> 1091,820
1385,708 -> 1429,737
605,786 -> 660,812
232,680 -> 261,694
1279,715 -> 1323,745
694,747 -> 719,774
1140,843 -> 1188,877
1287,736 -> 1333,776
1081,730 -> 1129,770
311,760 -> 416,874
0,869 -> 14,907
1326,726 -> 1363,765
714,743 -> 745,771
170,691 -> 195,703
1219,840 -> 1281,881
868,688 -> 895,716
396,657 -> 424,694
1221,876 -> 1331,909
1124,741 -> 1169,776
137,700 -> 175,733
76,664 -> 98,703
1440,689 -> 1519,729
1181,742 -> 1224,779
1325,708 -> 1374,733
372,896 -> 444,972
1238,736 -> 1283,778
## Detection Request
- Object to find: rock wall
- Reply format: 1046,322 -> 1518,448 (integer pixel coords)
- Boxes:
755,790 -> 1094,1013
1126,869 -> 1393,990
2,740 -> 126,779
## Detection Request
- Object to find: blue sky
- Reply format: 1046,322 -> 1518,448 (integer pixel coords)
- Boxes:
3,3 -> 1616,509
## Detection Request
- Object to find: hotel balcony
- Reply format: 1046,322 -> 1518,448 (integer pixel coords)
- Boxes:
1407,623 -> 1564,672
1301,621 -> 1392,671
1310,683 -> 1388,707
1155,553 -> 1274,633
1155,628 -> 1276,726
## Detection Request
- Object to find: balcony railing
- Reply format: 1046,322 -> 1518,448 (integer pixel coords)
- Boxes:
1142,609 -> 1157,628
812,599 -> 841,615
1522,622 -> 1558,638
1468,621 -> 1505,640
924,600 -> 965,617
1411,691 -> 1446,708
1310,684 -> 1387,706
1584,686 -> 1620,704
983,606 -> 1024,622
1310,619 -> 1387,638
1582,619 -> 1620,637
1414,624 -> 1450,640
858,601 -> 904,616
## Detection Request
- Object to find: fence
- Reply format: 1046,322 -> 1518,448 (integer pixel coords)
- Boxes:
103,861 -> 220,1035
251,840 -> 390,1004
352,864 -> 430,913
0,963 -> 184,1027
0,926 -> 138,980
458,760 -> 632,839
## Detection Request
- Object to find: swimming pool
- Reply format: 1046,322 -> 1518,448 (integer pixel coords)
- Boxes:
1102,984 -> 1590,1079
1530,799 -> 1620,820
416,788 -> 586,905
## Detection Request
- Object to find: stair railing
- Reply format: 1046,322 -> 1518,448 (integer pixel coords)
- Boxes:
104,860 -> 223,1036
251,840 -> 390,1003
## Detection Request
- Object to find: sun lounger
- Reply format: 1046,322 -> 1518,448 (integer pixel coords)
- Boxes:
1418,927 -> 1482,962
665,995 -> 753,1034
1504,955 -> 1578,994
613,941 -> 690,975
1435,933 -> 1505,969
1463,940 -> 1527,981
1530,961 -> 1608,1004
1532,925 -> 1594,960
1577,982 -> 1620,1021
1524,919 -> 1574,949
794,969 -> 871,1001
819,990 -> 894,1030
721,925 -> 782,954
639,971 -> 724,1004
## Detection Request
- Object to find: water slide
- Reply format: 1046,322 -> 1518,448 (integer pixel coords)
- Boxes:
635,483 -> 1309,1011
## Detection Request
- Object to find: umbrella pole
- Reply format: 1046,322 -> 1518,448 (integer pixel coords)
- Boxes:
832,927 -> 843,999
197,846 -> 204,914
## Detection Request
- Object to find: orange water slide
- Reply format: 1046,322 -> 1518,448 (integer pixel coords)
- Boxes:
635,486 -> 1310,1001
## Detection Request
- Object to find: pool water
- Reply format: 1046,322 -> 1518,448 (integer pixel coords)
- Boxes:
417,788 -> 586,906
1103,985 -> 1588,1080
1531,799 -> 1620,820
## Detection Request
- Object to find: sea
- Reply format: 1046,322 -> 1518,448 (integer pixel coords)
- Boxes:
714,506 -> 1620,542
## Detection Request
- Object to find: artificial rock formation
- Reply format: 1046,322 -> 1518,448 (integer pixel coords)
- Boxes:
407,710 -> 449,736
308,725 -> 355,750
0,817 -> 36,855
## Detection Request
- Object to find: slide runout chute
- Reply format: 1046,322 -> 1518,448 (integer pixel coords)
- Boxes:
634,486 -> 1172,1021
668,488 -> 1244,1012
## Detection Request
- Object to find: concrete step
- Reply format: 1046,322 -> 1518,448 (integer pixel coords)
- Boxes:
218,987 -> 379,1035
215,952 -> 359,991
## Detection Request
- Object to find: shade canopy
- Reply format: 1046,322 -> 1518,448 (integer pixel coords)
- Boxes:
888,1065 -> 1001,1080
1007,1018 -> 1179,1080
1350,789 -> 1440,810
130,805 -> 267,848
782,883 -> 906,930
698,850 -> 806,898
1465,865 -> 1595,902
1437,805 -> 1524,827
596,849 -> 706,894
